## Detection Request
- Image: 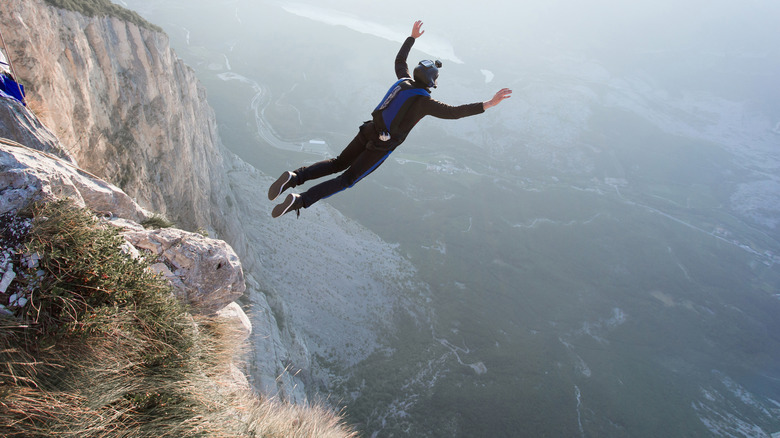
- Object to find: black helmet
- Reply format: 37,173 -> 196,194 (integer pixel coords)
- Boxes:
414,59 -> 442,89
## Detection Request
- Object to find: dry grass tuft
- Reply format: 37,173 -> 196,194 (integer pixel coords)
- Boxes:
0,200 -> 357,437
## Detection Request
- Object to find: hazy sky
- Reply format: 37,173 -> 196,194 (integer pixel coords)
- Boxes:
278,0 -> 780,54
280,2 -> 465,63
271,0 -> 779,102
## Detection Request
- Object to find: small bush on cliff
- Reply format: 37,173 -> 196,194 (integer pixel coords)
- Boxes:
43,0 -> 163,32
0,200 -> 356,437
141,212 -> 175,229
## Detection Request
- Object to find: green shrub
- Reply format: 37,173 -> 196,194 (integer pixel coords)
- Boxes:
141,213 -> 175,229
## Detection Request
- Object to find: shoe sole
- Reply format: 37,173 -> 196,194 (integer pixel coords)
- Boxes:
272,194 -> 298,218
268,172 -> 294,201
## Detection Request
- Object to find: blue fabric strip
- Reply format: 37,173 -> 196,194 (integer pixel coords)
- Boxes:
351,150 -> 393,187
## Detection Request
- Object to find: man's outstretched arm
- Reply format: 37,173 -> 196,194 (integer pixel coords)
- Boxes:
403,20 -> 512,111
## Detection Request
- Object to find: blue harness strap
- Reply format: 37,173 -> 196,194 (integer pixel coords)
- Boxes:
372,78 -> 429,138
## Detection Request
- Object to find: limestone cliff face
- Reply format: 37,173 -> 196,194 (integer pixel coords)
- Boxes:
1,0 -> 224,232
0,0 -> 308,402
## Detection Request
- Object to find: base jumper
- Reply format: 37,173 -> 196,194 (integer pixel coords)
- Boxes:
268,20 -> 512,218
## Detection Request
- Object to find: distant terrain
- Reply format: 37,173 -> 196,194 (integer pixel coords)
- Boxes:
120,1 -> 780,436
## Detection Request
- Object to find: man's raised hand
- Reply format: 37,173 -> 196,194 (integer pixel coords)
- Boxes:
411,20 -> 425,39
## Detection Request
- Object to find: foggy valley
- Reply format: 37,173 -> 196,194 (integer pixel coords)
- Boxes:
117,0 -> 780,436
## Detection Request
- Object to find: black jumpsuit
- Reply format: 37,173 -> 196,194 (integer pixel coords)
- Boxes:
295,36 -> 486,208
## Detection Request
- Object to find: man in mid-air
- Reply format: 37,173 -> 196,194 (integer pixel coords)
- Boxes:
269,20 -> 512,217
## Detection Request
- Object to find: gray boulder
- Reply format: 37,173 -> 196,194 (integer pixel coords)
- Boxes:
0,140 -> 147,221
124,227 -> 245,313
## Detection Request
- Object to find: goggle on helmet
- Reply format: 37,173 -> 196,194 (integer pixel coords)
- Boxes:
414,59 -> 443,88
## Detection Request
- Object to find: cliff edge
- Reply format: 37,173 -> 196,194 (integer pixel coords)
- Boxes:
0,97 -> 355,435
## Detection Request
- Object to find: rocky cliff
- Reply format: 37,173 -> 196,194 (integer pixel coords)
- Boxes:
0,136 -> 358,435
0,0 -> 310,401
2,0 -> 222,231
1,0 -> 431,404
0,101 -> 248,318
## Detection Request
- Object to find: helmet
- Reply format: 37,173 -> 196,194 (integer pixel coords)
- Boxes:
413,59 -> 442,89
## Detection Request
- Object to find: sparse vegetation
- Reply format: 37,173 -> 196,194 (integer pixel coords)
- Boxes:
42,0 -> 163,32
0,200 -> 357,437
141,212 -> 175,229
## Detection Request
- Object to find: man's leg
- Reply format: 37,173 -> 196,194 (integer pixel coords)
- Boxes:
299,147 -> 393,208
295,128 -> 369,184
269,127 -> 368,201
